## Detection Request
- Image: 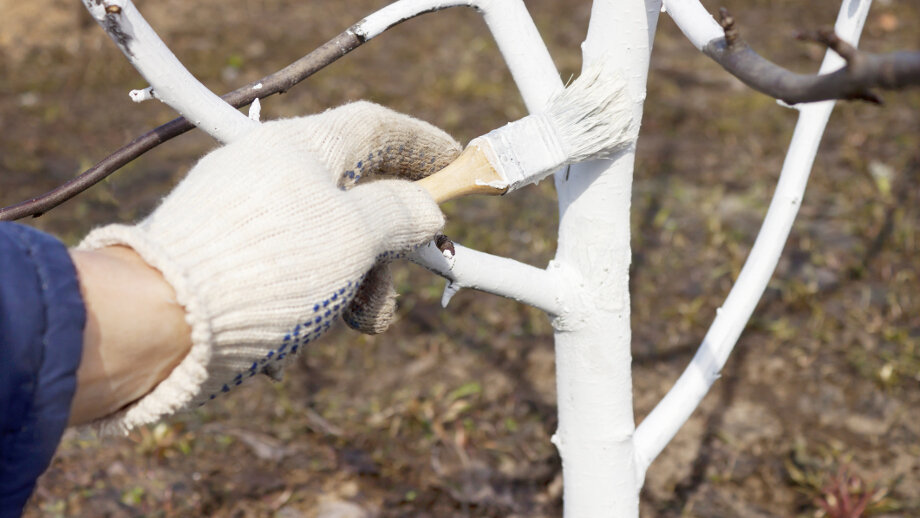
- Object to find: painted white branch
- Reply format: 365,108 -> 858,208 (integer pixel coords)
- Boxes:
353,0 -> 474,39
129,86 -> 155,103
633,0 -> 873,479
661,0 -> 724,51
81,0 -> 257,144
410,242 -> 564,316
359,0 -> 572,314
356,0 -> 562,111
477,0 -> 563,111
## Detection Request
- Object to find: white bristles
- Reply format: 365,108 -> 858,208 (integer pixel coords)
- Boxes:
546,66 -> 634,163
471,64 -> 635,192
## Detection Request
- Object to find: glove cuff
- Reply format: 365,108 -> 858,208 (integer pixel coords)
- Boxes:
78,224 -> 214,435
79,221 -> 367,434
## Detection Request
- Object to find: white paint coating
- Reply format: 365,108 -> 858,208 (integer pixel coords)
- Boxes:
548,1 -> 662,516
354,0 -> 569,320
354,0 -> 473,39
354,0 -> 561,112
248,98 -> 261,121
129,86 -> 155,103
661,0 -> 724,51
478,0 -> 563,112
633,0 -> 873,480
82,0 -> 257,143
85,0 -> 879,513
410,241 -> 564,316
471,65 -> 634,193
472,113 -> 565,191
440,282 -> 460,307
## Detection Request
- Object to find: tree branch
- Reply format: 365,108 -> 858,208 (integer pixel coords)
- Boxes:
0,29 -> 363,221
2,0 -> 564,221
634,0 -> 875,478
2,0 -> 490,221
704,8 -> 920,105
410,240 -> 565,316
82,0 -> 259,143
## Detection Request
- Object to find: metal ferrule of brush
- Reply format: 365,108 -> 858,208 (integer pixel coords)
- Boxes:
471,112 -> 567,193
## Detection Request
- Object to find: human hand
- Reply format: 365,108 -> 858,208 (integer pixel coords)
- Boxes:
79,102 -> 460,433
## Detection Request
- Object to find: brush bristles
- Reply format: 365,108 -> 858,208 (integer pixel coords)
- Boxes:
546,65 -> 635,163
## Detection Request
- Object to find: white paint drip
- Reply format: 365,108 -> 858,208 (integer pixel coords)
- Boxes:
775,99 -> 799,111
474,179 -> 509,190
440,282 -> 461,308
248,98 -> 261,121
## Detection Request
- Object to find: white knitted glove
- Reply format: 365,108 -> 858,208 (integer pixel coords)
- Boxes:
79,102 -> 460,433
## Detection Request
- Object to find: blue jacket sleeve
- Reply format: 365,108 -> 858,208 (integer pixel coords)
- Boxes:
0,222 -> 85,518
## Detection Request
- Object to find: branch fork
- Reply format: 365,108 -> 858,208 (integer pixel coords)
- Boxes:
706,7 -> 919,105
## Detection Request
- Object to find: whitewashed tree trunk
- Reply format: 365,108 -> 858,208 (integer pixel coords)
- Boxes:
549,2 -> 660,516
79,0 -> 879,515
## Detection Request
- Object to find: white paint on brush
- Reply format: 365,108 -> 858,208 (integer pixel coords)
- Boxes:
471,113 -> 565,191
473,178 -> 509,189
474,65 -> 633,193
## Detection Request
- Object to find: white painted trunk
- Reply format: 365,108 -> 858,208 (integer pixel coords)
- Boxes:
549,2 -> 660,515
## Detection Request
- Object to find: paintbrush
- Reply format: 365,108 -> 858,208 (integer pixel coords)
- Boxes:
416,66 -> 635,203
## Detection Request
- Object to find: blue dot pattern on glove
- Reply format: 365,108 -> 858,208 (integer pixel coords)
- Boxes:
203,275 -> 365,402
341,147 -> 442,189
342,152 -> 379,187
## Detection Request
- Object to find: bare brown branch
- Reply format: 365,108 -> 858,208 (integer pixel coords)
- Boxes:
703,8 -> 920,106
0,30 -> 362,221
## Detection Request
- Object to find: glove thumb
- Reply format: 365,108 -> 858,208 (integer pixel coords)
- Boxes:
343,179 -> 442,334
343,263 -> 397,334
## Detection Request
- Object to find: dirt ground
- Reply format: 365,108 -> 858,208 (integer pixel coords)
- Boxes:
2,0 -> 919,516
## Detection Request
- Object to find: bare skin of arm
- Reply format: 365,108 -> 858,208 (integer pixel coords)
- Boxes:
68,246 -> 192,426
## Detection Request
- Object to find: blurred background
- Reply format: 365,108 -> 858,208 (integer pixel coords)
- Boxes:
2,0 -> 918,516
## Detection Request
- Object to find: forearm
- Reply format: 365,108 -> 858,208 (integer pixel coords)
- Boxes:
68,246 -> 192,426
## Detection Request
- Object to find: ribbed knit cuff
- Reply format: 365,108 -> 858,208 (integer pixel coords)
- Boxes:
78,224 -> 213,435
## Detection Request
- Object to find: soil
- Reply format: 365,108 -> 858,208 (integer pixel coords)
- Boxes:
2,0 -> 919,516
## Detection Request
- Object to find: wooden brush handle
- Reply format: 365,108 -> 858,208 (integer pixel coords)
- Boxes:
416,145 -> 507,203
